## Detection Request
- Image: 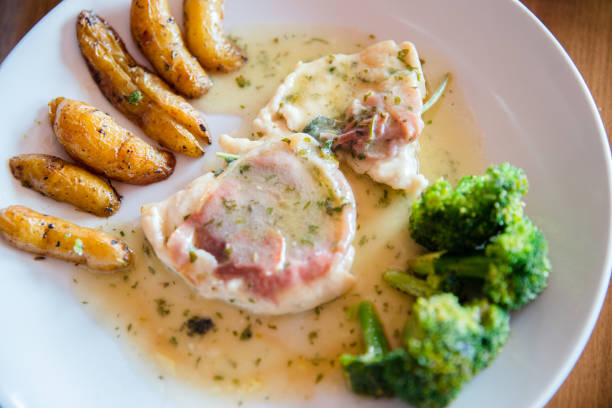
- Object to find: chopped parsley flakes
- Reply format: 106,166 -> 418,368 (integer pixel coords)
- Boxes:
240,324 -> 253,341
73,238 -> 84,256
235,75 -> 251,88
127,90 -> 142,105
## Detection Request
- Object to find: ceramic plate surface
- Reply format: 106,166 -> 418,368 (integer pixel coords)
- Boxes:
0,0 -> 609,407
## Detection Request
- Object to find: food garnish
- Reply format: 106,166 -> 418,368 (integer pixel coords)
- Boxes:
422,73 -> 450,112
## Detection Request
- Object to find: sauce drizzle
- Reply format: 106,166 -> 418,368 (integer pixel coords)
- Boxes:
69,24 -> 487,405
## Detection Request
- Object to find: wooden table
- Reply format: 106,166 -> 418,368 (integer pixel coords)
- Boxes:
1,0 -> 610,406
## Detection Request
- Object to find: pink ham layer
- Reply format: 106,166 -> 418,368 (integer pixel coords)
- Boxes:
333,90 -> 423,159
166,150 -> 348,302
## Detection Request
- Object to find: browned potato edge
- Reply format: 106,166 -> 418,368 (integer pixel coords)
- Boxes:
9,154 -> 122,217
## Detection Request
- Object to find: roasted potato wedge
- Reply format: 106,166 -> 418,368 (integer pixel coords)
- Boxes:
131,0 -> 211,98
9,154 -> 121,217
76,10 -> 209,157
130,66 -> 209,137
49,97 -> 176,185
0,205 -> 133,272
184,0 -> 247,72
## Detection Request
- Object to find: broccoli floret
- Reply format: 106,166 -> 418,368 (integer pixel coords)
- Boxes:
388,294 -> 510,408
340,296 -> 510,408
409,163 -> 528,253
339,301 -> 407,397
480,217 -> 550,309
386,217 -> 550,310
469,298 -> 511,371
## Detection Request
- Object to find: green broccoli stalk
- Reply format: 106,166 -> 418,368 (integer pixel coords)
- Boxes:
409,163 -> 528,253
388,294 -> 510,408
339,301 -> 407,397
386,217 -> 550,310
340,296 -> 510,408
384,251 -> 463,298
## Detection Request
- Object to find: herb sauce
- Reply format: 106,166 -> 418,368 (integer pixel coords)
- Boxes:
70,25 -> 486,405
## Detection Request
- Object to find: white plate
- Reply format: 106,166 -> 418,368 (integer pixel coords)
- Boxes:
0,0 -> 610,407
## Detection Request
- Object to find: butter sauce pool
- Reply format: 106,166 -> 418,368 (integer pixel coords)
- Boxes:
69,25 -> 487,405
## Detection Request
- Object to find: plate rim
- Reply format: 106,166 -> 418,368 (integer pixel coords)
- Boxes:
510,1 -> 612,406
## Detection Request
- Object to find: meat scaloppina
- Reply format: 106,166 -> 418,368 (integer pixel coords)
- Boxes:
141,133 -> 356,314
253,40 -> 428,194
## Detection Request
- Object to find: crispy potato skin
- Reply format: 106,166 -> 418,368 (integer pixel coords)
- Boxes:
130,66 -> 209,137
184,0 -> 247,72
9,154 -> 121,217
76,10 -> 209,157
49,97 -> 176,185
0,206 -> 133,272
131,0 -> 211,98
